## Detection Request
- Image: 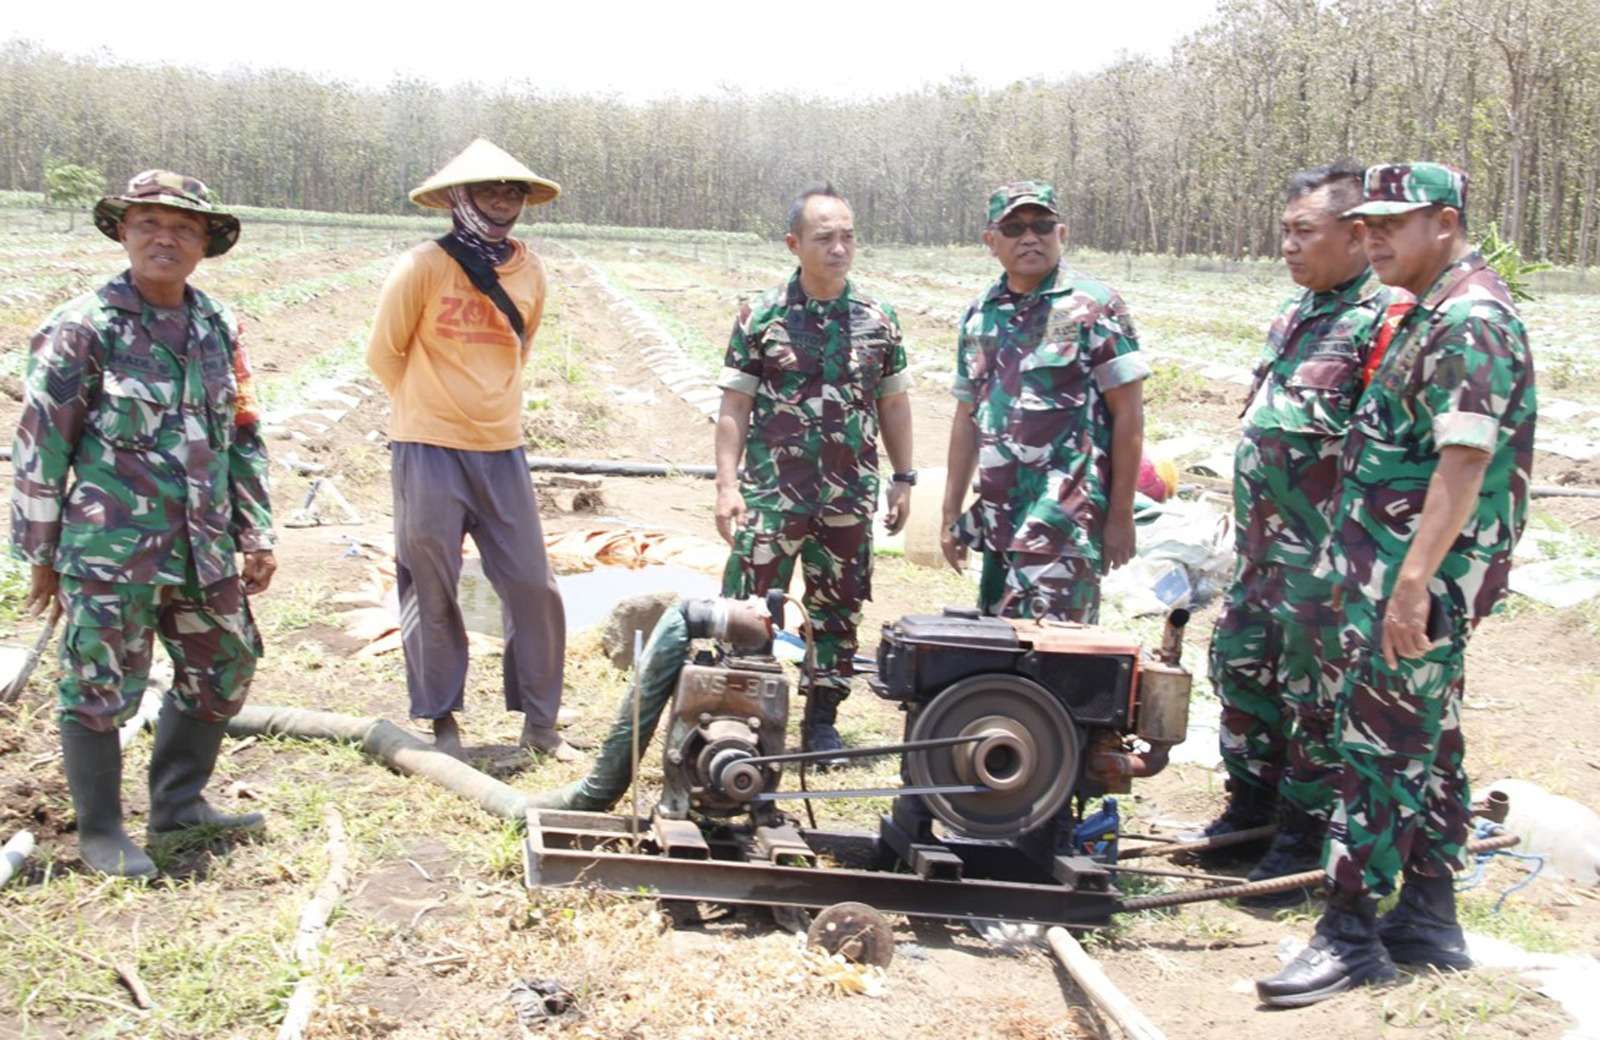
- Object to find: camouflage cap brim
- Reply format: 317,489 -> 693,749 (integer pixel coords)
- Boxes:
93,194 -> 241,258
1341,199 -> 1436,218
993,196 -> 1059,222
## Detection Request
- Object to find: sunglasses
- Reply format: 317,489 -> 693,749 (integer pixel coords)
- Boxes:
995,217 -> 1059,238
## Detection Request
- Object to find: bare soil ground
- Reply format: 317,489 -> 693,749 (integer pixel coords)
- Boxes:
1,232 -> 1598,1039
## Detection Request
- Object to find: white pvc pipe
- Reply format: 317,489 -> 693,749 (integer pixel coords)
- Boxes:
1,830 -> 35,888
119,690 -> 164,749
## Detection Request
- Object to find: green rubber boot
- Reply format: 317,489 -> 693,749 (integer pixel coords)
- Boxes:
147,701 -> 265,836
59,722 -> 156,879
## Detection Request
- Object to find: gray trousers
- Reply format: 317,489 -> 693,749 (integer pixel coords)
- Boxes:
392,442 -> 566,726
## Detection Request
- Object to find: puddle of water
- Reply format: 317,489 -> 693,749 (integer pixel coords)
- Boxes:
458,560 -> 718,636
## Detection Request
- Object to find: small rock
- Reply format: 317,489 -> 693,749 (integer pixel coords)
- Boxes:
601,592 -> 679,668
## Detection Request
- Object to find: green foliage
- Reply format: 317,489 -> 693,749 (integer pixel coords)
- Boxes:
1457,891 -> 1576,953
1477,222 -> 1552,303
41,161 -> 103,233
252,325 -> 371,411
1141,360 -> 1211,409
0,190 -> 760,245
227,202 -> 760,245
0,554 -> 30,626
3,1 -> 1598,261
230,257 -> 393,317
42,161 -> 102,210
481,821 -> 528,877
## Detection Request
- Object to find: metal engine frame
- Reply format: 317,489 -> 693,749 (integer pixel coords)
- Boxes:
523,607 -> 1194,929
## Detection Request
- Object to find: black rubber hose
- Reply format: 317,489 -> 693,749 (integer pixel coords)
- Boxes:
524,456 -> 717,479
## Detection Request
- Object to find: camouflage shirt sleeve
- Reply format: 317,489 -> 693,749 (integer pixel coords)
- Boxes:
951,302 -> 979,404
876,302 -> 911,398
225,315 -> 275,552
1422,314 -> 1518,454
716,300 -> 761,397
1088,291 -> 1151,392
9,314 -> 104,567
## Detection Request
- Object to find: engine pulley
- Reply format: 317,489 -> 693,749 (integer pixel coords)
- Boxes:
706,747 -> 765,801
905,673 -> 1079,838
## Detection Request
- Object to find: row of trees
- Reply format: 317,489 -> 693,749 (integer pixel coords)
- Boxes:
3,0 -> 1598,262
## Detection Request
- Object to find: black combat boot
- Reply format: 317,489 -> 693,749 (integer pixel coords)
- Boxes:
1238,805 -> 1326,908
1188,778 -> 1276,867
59,722 -> 156,879
1379,872 -> 1472,971
1256,890 -> 1397,1008
801,688 -> 849,768
147,701 -> 265,836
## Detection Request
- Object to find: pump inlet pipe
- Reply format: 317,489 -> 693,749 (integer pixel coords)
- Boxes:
525,456 -> 717,480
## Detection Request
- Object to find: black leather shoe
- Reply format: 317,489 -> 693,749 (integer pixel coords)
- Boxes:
1238,806 -> 1325,908
1379,873 -> 1472,971
1187,779 -> 1276,867
1256,895 -> 1397,1008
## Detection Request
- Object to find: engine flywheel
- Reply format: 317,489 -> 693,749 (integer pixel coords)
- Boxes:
906,673 -> 1079,838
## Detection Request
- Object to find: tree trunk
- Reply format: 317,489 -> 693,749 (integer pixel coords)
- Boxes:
1579,162 -> 1598,267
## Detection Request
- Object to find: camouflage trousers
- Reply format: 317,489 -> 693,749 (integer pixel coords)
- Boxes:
721,509 -> 871,696
977,551 -> 1100,624
1208,562 -> 1343,819
56,573 -> 263,733
1323,594 -> 1473,900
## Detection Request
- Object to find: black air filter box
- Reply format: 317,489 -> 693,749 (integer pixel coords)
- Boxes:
872,610 -> 1022,702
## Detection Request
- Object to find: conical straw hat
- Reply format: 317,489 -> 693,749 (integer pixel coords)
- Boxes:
410,138 -> 561,209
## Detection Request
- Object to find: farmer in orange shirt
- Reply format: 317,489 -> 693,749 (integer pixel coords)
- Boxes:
366,139 -> 578,762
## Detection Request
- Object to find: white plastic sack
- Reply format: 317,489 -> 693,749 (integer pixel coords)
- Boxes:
1485,778 -> 1600,885
1102,557 -> 1192,617
1138,498 -> 1235,598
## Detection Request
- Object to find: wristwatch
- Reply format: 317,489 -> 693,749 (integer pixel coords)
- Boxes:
891,470 -> 918,486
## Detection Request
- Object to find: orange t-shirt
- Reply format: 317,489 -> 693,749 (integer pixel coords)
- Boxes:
365,240 -> 547,451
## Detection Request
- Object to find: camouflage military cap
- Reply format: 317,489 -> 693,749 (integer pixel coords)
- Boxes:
1343,163 -> 1468,218
94,170 -> 241,257
987,181 -> 1058,224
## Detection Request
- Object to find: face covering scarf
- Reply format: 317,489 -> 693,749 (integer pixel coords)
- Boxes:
444,184 -> 516,268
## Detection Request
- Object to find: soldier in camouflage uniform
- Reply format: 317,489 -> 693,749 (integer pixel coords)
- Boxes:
1260,163 -> 1536,1008
1199,164 -> 1402,900
10,171 -> 275,878
940,182 -> 1148,623
715,184 -> 914,757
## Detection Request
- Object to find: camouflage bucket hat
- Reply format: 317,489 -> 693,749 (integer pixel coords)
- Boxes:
93,169 -> 241,257
987,181 -> 1058,224
1343,162 -> 1468,218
